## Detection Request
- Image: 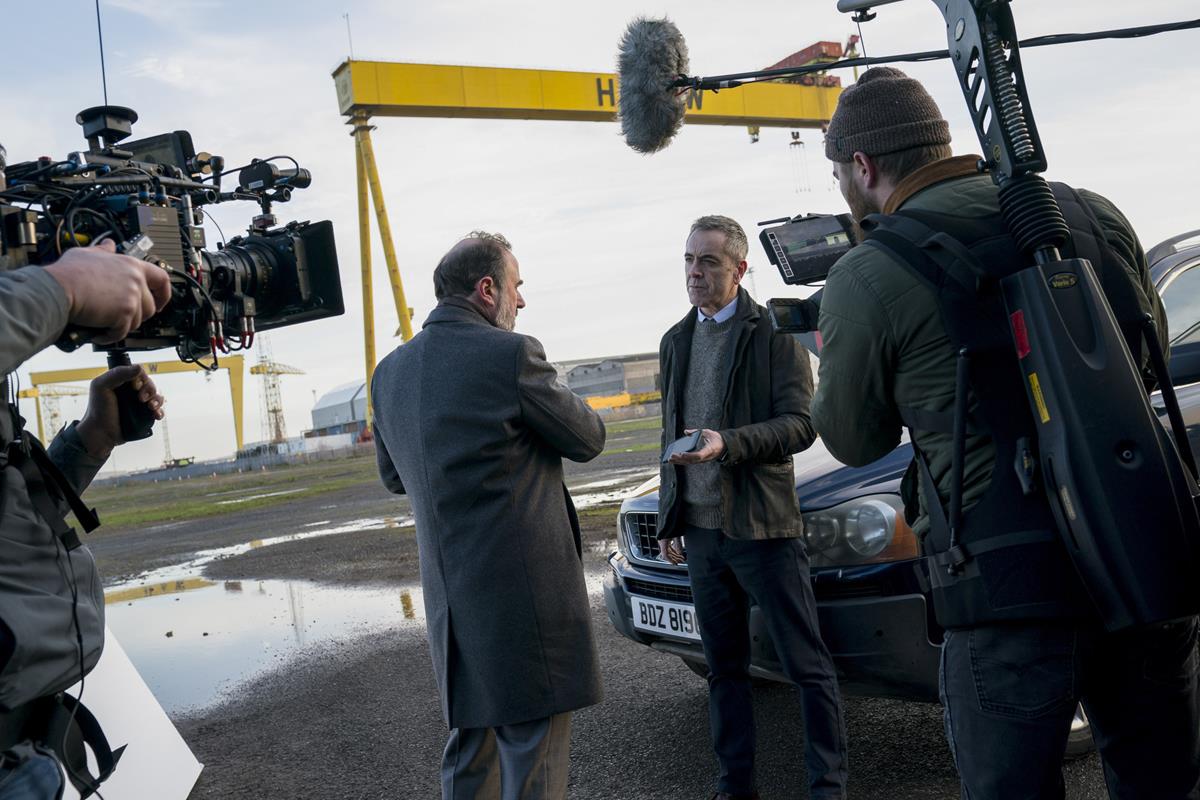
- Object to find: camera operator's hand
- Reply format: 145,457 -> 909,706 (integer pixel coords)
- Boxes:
44,240 -> 172,345
76,366 -> 164,458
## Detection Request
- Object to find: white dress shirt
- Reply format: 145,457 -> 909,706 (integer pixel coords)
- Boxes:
696,296 -> 738,324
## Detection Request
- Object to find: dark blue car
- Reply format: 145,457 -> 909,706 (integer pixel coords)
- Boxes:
603,230 -> 1200,756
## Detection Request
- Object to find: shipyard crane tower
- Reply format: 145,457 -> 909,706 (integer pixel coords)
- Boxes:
252,337 -> 305,444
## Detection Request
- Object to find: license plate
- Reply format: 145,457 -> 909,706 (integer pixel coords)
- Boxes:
630,595 -> 702,641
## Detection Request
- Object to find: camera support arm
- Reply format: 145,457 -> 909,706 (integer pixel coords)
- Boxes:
933,0 -> 1066,266
939,1 -> 1044,183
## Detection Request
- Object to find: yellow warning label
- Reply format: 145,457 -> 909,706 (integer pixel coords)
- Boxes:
1029,372 -> 1051,423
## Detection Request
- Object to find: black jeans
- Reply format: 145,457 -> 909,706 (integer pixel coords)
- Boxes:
685,526 -> 848,798
940,617 -> 1200,799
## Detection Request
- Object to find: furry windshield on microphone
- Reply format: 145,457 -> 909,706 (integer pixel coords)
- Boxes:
616,17 -> 689,154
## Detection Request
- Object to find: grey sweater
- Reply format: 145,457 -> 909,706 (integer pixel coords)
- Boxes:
680,316 -> 735,528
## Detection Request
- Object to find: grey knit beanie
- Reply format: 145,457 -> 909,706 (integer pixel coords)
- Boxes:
824,67 -> 951,162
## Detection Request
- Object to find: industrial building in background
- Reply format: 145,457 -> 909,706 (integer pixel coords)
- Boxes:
309,382 -> 370,444
560,352 -> 659,397
303,352 -> 663,449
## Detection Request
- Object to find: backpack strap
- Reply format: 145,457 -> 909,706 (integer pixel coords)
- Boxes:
4,424 -> 101,552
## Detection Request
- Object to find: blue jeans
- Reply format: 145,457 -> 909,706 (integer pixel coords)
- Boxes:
686,527 -> 848,798
940,617 -> 1200,799
0,744 -> 63,800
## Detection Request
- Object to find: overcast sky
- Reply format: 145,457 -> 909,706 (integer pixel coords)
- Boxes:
5,0 -> 1198,472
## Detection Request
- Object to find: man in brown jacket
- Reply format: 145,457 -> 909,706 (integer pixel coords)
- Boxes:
371,232 -> 606,799
657,215 -> 847,800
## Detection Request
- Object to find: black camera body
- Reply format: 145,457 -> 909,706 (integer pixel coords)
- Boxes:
0,106 -> 342,363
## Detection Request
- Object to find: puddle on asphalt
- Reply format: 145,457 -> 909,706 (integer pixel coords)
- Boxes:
109,516 -> 415,589
106,578 -> 425,715
108,571 -> 611,716
103,463 -> 646,715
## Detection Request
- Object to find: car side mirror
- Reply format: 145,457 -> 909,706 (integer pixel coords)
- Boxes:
1168,341 -> 1200,387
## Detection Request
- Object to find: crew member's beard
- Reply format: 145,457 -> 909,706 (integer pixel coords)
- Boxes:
844,175 -> 881,223
495,294 -> 517,332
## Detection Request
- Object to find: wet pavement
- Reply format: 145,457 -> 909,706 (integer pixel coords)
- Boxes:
100,451 -> 657,718
106,579 -> 425,714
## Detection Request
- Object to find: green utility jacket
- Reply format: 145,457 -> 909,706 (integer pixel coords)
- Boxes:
812,158 -> 1166,536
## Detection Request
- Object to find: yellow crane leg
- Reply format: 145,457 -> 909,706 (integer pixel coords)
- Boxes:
355,117 -> 414,342
225,357 -> 245,451
14,390 -> 48,442
353,122 -> 377,426
30,355 -> 246,452
33,396 -> 45,443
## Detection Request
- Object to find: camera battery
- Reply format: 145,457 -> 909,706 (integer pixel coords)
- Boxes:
131,205 -> 185,270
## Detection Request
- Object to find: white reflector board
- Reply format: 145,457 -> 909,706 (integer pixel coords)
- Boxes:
61,627 -> 203,800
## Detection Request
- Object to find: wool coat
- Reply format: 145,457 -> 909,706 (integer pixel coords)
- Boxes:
657,286 -> 816,541
371,297 -> 606,729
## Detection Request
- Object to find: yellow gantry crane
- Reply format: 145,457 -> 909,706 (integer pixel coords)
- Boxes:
28,355 -> 247,451
17,384 -> 88,443
332,55 -> 842,424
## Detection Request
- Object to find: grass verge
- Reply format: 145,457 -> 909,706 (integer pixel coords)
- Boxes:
83,454 -> 379,533
605,418 -> 662,434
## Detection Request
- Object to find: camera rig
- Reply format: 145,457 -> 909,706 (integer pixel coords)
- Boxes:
0,105 -> 343,367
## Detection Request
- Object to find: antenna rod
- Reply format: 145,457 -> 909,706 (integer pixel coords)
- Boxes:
95,0 -> 109,105
343,12 -> 355,59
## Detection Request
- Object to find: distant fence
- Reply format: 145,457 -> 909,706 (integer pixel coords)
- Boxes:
101,442 -> 378,486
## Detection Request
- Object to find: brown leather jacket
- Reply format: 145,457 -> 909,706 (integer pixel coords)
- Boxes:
657,287 -> 816,540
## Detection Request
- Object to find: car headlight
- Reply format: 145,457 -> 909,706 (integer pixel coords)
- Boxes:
802,494 -> 919,567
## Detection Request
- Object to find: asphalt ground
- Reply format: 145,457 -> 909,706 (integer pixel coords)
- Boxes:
85,426 -> 1113,799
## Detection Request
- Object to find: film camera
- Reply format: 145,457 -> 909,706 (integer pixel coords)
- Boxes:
759,212 -> 854,335
0,106 -> 343,363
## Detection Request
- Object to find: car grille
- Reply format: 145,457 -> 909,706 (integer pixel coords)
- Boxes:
625,577 -> 694,604
624,512 -> 662,562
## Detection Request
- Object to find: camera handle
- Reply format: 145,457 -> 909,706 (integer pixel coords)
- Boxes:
106,350 -> 156,442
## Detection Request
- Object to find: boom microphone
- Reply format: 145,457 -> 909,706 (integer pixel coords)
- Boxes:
616,17 -> 689,154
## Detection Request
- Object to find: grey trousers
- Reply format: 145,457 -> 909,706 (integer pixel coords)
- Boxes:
441,712 -> 572,800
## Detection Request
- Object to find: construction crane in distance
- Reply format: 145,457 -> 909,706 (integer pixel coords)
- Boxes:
251,337 -> 305,444
17,384 -> 88,443
332,47 -> 843,425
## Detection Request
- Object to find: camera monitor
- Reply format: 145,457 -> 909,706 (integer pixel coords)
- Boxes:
759,213 -> 854,285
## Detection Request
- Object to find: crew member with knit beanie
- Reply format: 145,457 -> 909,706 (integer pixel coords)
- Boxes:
813,66 -> 1199,798
656,215 -> 848,800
